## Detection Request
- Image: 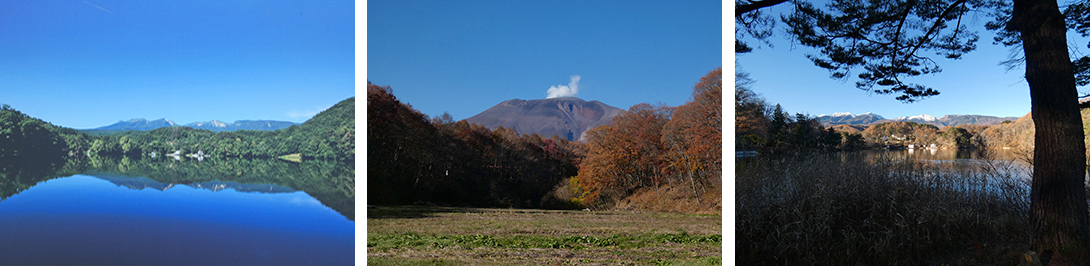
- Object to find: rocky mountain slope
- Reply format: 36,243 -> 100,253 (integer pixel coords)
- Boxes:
466,97 -> 625,141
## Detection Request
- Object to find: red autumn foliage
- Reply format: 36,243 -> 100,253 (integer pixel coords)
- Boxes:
575,68 -> 722,208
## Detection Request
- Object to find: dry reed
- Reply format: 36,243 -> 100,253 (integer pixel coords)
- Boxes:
736,151 -> 1032,265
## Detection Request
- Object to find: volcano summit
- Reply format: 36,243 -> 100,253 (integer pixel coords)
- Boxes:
466,97 -> 624,141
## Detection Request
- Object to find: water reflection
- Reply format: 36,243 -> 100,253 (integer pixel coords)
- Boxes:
0,175 -> 353,266
860,148 -> 1022,162
737,149 -> 1034,206
0,157 -> 355,266
1,157 -> 354,220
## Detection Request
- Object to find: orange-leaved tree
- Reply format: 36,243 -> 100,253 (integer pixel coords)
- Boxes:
576,103 -> 673,205
662,67 -> 722,201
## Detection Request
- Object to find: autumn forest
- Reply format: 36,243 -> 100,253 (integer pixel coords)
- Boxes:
367,68 -> 722,213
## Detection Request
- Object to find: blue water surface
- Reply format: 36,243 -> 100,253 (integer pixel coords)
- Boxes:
0,175 -> 354,266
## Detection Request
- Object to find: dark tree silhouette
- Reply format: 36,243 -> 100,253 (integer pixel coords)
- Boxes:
738,0 -> 1090,263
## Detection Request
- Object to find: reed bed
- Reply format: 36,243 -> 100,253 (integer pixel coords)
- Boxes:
736,151 -> 1032,265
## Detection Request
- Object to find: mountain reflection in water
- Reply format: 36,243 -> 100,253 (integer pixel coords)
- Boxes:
0,157 -> 354,266
89,173 -> 298,193
0,156 -> 354,220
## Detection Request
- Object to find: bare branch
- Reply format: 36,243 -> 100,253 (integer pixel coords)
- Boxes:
736,0 -> 791,17
903,0 -> 969,64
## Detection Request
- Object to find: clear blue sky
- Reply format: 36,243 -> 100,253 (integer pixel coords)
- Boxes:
0,0 -> 354,129
736,3 -> 1090,120
367,0 -> 722,121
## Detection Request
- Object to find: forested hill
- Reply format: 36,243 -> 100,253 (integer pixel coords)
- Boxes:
295,97 -> 355,160
0,104 -> 91,165
0,98 -> 354,163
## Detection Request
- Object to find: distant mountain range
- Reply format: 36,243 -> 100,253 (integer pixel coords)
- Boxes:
87,118 -> 297,132
466,97 -> 625,141
814,112 -> 886,125
816,112 -> 1020,127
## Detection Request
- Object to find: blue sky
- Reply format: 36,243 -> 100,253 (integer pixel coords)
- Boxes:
0,0 -> 354,129
735,3 -> 1090,120
367,1 -> 722,120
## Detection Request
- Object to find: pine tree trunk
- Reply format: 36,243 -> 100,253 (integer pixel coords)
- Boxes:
1010,0 -> 1090,263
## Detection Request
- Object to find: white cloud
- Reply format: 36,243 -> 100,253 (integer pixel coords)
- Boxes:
546,75 -> 581,99
83,1 -> 113,14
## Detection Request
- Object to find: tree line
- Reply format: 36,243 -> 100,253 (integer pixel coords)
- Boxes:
736,77 -> 1014,153
367,68 -> 721,211
367,82 -> 584,208
735,74 -> 852,153
0,98 -> 355,164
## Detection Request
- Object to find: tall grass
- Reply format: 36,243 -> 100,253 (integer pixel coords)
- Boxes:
736,151 -> 1032,265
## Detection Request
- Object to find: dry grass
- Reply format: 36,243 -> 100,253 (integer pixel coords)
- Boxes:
367,206 -> 721,265
614,180 -> 721,215
736,151 -> 1033,265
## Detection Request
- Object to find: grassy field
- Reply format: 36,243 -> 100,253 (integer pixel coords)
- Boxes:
367,206 -> 721,265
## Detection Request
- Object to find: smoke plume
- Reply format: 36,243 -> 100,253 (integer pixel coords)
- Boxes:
546,75 -> 580,99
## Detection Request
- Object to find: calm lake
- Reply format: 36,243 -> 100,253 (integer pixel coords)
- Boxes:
0,157 -> 354,266
740,148 -> 1034,183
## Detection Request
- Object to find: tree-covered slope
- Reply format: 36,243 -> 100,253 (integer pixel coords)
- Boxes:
294,97 -> 354,161
0,104 -> 90,165
0,98 -> 354,162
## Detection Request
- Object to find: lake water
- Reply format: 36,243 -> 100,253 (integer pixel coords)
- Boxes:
0,158 -> 354,266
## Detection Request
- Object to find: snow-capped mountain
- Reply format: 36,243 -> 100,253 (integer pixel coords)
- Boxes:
891,114 -> 938,122
815,112 -> 886,125
88,119 -> 297,132
817,112 -> 1019,127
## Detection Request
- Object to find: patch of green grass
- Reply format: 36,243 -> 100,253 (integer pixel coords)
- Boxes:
368,231 -> 720,251
668,256 -> 722,266
367,257 -> 459,266
368,205 -> 720,265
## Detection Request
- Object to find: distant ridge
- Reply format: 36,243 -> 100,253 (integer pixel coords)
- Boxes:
815,112 -> 886,125
816,112 -> 1020,127
891,114 -> 938,122
86,118 -> 297,132
185,120 -> 298,132
466,97 -> 625,141
91,118 -> 178,131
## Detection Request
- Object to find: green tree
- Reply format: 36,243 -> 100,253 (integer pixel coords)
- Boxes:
819,126 -> 841,149
841,132 -> 866,151
119,136 -> 134,156
767,104 -> 789,149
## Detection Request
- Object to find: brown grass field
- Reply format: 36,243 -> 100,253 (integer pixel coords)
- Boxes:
366,206 -> 721,265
